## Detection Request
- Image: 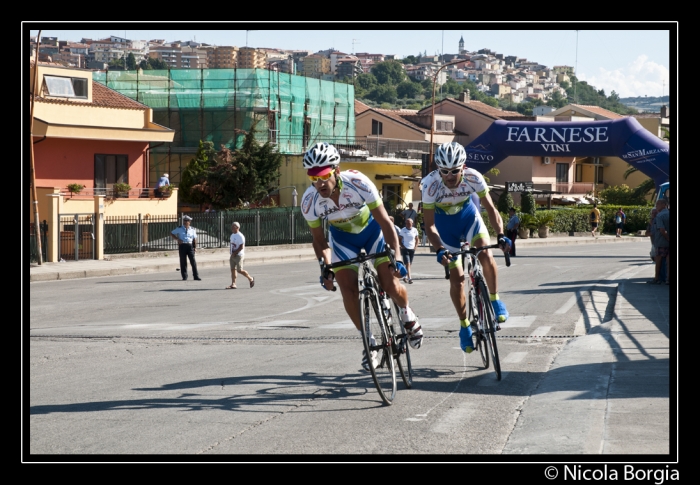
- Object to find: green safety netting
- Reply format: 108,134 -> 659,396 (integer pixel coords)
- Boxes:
93,68 -> 356,155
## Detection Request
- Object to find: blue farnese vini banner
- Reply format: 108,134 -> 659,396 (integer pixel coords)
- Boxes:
462,118 -> 669,189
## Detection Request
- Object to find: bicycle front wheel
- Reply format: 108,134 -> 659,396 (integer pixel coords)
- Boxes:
390,301 -> 412,389
476,278 -> 502,381
361,291 -> 396,404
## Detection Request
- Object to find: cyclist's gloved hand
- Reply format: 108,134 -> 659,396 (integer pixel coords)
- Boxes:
437,248 -> 455,265
319,260 -> 335,291
394,261 -> 408,278
497,233 -> 512,252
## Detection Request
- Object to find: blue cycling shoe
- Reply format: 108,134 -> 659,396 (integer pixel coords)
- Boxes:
459,325 -> 475,353
492,299 -> 509,323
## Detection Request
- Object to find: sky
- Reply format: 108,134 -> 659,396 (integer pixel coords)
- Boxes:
25,22 -> 675,99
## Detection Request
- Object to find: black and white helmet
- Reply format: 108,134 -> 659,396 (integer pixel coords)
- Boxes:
302,142 -> 340,170
434,142 -> 466,169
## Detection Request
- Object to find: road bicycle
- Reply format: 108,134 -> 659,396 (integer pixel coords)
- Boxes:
324,248 -> 412,405
446,241 -> 510,381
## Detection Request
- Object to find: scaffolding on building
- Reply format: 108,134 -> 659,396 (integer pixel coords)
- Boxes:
94,68 -> 356,186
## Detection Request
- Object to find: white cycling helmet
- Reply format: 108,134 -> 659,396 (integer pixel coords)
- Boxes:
303,142 -> 340,170
434,142 -> 466,169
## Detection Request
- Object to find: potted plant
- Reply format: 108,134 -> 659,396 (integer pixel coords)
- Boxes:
518,213 -> 538,239
66,183 -> 84,198
159,184 -> 172,198
113,182 -> 131,198
535,211 -> 556,238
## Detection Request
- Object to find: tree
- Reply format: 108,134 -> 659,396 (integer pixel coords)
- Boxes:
179,141 -> 217,206
126,53 -> 137,70
599,184 -> 647,206
401,55 -> 419,65
370,60 -> 406,85
396,80 -> 422,99
107,57 -> 125,70
355,72 -> 377,91
180,122 -> 283,209
367,84 -> 398,104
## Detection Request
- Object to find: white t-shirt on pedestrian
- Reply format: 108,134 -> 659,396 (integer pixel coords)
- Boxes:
230,232 -> 245,258
399,227 -> 419,250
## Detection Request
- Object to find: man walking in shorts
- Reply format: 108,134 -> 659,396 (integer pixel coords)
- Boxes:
227,222 -> 254,289
399,217 -> 419,284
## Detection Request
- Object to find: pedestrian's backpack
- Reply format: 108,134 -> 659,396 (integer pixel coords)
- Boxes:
590,211 -> 596,221
615,214 -> 622,223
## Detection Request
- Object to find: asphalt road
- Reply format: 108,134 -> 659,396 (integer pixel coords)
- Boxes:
27,241 -> 673,463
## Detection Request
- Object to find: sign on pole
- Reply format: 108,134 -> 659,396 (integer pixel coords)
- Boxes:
507,181 -> 533,192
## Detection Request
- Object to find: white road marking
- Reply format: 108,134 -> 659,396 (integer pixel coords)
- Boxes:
503,351 -> 527,363
498,315 -> 537,328
530,326 -> 552,338
415,318 -> 453,328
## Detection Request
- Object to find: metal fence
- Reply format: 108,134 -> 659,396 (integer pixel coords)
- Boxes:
29,220 -> 48,263
58,214 -> 95,261
103,208 -> 315,255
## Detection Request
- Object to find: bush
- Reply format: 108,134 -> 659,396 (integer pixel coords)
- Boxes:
497,191 -> 514,214
520,191 -> 536,216
599,184 -> 648,206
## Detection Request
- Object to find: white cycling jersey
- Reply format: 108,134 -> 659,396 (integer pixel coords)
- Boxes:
301,170 -> 383,234
421,167 -> 488,215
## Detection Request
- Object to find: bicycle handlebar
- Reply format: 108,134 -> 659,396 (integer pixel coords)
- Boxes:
448,243 -> 511,267
320,248 -> 398,292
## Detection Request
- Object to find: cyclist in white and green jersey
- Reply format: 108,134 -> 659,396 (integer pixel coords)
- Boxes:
301,143 -> 424,370
421,142 -> 511,354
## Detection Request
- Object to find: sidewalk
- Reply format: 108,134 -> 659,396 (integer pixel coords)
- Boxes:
28,233 -> 648,282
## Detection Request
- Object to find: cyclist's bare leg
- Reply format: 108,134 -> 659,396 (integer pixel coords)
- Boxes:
335,267 -> 362,331
448,266 -> 468,321
377,261 -> 408,308
475,238 -> 499,294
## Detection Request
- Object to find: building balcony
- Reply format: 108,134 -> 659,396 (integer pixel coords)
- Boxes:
272,135 -> 434,161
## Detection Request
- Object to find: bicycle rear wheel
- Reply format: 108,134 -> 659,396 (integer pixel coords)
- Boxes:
361,291 -> 396,404
390,301 -> 412,388
476,278 -> 502,381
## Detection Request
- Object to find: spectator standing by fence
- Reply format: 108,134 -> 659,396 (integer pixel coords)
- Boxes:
170,215 -> 201,281
399,217 -> 419,284
505,207 -> 520,257
615,207 -> 626,237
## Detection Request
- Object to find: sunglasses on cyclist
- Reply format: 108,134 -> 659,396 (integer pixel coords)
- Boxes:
308,171 -> 334,182
439,167 -> 463,176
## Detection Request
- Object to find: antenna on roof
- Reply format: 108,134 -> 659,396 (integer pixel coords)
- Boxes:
352,39 -> 360,55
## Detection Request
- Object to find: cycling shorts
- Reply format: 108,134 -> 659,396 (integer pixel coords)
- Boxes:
329,216 -> 389,272
435,202 -> 490,254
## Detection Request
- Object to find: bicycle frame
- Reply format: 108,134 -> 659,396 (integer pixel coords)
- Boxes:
449,242 -> 509,381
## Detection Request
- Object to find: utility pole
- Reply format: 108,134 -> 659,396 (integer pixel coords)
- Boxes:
30,30 -> 43,264
574,30 -> 579,105
352,38 -> 360,55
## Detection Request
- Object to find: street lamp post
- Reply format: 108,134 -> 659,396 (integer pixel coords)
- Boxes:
267,185 -> 298,206
430,59 -> 464,170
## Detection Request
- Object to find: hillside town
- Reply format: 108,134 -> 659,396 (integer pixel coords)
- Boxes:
31,34 -> 580,109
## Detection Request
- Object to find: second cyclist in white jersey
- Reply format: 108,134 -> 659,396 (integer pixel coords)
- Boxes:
421,142 -> 511,354
301,143 -> 424,371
